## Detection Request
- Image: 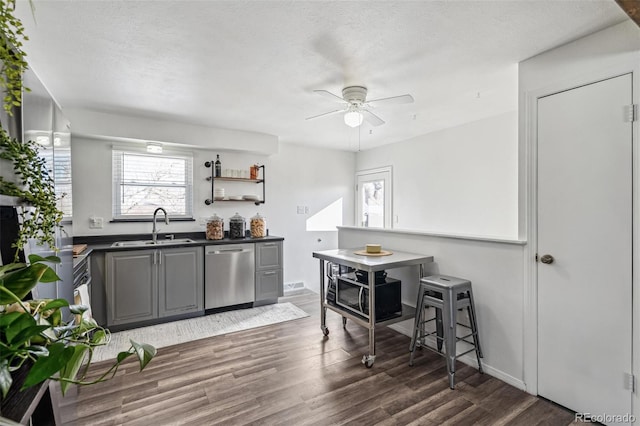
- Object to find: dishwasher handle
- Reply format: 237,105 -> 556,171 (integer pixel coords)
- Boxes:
206,247 -> 249,255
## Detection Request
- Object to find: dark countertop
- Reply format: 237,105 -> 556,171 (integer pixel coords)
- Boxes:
73,232 -> 284,253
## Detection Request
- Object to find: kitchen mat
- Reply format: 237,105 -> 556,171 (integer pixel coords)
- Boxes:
92,302 -> 309,362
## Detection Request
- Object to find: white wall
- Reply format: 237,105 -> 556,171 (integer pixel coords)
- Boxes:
356,111 -> 518,240
66,108 -> 279,155
71,137 -> 354,291
338,227 -> 526,389
518,19 -> 640,406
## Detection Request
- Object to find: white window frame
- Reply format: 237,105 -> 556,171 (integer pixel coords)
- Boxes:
355,166 -> 393,229
112,146 -> 194,220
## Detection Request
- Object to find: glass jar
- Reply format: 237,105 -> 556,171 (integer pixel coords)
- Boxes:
250,164 -> 260,180
229,212 -> 246,239
250,213 -> 266,238
206,213 -> 224,240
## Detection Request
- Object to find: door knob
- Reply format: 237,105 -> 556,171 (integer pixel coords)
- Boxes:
540,254 -> 554,264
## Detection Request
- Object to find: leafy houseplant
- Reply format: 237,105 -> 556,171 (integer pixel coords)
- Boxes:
0,130 -> 62,260
0,126 -> 157,400
0,0 -> 156,408
0,253 -> 156,398
0,0 -> 29,115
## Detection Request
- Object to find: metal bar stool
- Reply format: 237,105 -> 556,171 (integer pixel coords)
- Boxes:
409,274 -> 483,389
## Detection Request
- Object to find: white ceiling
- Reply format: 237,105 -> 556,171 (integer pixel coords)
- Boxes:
15,0 -> 628,151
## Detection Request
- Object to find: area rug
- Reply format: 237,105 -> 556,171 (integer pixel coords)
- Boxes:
92,302 -> 309,362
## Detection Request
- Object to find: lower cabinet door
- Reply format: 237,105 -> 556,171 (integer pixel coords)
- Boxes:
255,269 -> 283,301
158,246 -> 204,317
105,250 -> 157,326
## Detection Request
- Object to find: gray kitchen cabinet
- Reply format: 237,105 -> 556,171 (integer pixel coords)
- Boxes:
105,246 -> 203,328
158,246 -> 203,317
255,241 -> 283,304
105,249 -> 157,326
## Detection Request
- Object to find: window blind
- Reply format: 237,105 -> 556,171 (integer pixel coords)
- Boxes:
112,149 -> 193,219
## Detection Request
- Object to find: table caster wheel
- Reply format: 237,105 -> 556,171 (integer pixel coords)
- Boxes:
362,354 -> 375,368
322,326 -> 329,336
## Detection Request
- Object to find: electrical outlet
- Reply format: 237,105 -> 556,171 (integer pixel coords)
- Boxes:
304,206 -> 309,214
89,216 -> 104,229
297,206 -> 305,214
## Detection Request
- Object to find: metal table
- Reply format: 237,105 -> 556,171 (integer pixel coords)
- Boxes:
312,248 -> 434,367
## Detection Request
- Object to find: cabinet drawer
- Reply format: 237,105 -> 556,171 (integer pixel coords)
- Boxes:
256,269 -> 283,301
256,241 -> 282,270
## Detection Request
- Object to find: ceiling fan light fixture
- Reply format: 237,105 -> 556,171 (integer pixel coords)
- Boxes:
344,110 -> 363,127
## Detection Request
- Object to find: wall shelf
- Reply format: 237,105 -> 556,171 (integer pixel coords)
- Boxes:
204,163 -> 265,206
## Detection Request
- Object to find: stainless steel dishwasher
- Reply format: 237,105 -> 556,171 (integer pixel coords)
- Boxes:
205,243 -> 255,309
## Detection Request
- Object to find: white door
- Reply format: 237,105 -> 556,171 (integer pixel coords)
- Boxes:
356,166 -> 392,228
537,74 -> 633,421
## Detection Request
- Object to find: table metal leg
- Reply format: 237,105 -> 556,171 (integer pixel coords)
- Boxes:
319,259 -> 329,336
362,270 -> 376,368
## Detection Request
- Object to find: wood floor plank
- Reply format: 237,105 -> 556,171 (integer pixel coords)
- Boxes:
54,289 -> 576,425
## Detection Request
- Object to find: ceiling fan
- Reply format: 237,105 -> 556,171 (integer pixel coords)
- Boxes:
306,85 -> 414,127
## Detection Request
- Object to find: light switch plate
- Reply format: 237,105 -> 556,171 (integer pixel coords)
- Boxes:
89,216 -> 104,229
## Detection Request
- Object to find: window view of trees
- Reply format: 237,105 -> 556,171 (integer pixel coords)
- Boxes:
113,151 -> 193,218
361,180 -> 384,228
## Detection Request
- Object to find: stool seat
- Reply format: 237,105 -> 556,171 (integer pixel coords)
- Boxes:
421,274 -> 471,289
409,274 -> 483,389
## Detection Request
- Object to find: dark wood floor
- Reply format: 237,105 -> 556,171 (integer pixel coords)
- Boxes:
54,289 -> 578,425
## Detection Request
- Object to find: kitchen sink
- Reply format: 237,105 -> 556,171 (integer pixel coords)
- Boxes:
111,238 -> 195,247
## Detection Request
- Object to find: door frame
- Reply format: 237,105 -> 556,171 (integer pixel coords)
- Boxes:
523,62 -> 640,417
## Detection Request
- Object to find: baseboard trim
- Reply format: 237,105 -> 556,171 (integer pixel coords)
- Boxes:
388,320 -> 527,392
283,281 -> 305,294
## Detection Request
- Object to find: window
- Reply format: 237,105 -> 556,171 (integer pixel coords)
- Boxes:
356,166 -> 392,228
112,148 -> 193,219
38,143 -> 73,219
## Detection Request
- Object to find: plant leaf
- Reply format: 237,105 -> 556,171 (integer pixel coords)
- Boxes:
25,345 -> 49,357
4,312 -> 36,343
0,359 -> 12,399
0,263 -> 52,303
91,329 -> 107,345
0,261 -> 26,276
22,342 -> 74,389
28,254 -> 61,264
69,304 -> 88,315
130,340 -> 156,371
0,310 -> 23,327
117,351 -> 132,364
59,345 -> 88,395
9,324 -> 50,346
42,298 -> 70,310
39,266 -> 61,283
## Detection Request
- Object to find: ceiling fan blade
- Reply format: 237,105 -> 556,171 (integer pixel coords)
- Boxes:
305,109 -> 344,121
314,89 -> 346,103
367,94 -> 414,107
362,109 -> 385,126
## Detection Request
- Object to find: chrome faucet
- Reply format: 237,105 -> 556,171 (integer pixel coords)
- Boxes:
152,207 -> 169,243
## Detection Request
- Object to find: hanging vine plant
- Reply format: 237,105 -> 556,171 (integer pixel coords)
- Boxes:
0,0 -> 30,115
0,130 -> 62,260
0,0 -> 58,260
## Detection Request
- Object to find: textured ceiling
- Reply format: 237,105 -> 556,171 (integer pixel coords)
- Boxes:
15,0 -> 628,151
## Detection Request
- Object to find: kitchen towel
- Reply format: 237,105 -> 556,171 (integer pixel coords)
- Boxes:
73,283 -> 92,321
92,302 -> 309,362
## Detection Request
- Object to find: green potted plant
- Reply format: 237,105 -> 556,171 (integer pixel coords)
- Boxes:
0,0 -> 156,418
0,128 -> 157,403
0,131 -> 157,395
